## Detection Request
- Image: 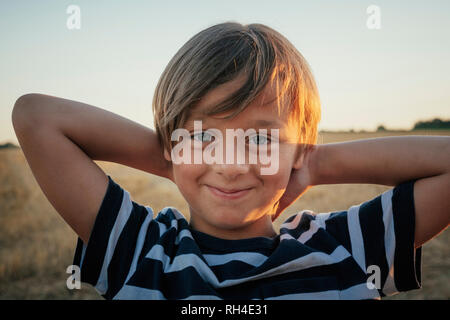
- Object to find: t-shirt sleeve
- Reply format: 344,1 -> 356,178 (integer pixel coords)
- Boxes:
319,179 -> 422,297
72,175 -> 155,299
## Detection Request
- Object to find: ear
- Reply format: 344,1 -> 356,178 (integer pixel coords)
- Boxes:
292,144 -> 306,170
164,148 -> 172,162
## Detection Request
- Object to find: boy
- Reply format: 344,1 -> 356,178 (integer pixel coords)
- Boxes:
12,22 -> 449,300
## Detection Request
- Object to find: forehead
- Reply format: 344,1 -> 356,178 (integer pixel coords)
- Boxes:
188,74 -> 296,129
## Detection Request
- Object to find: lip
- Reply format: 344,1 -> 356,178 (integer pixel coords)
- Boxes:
206,185 -> 253,200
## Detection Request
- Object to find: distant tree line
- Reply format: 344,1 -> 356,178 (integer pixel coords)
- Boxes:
0,142 -> 19,149
375,118 -> 450,132
412,118 -> 450,130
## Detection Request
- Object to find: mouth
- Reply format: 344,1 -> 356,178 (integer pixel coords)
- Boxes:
206,185 -> 253,200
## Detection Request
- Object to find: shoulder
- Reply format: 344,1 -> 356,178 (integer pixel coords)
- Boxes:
280,210 -> 316,229
279,210 -> 318,240
278,209 -> 351,248
93,175 -> 188,240
153,207 -> 190,231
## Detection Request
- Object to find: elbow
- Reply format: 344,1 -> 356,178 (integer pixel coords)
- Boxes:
12,93 -> 43,131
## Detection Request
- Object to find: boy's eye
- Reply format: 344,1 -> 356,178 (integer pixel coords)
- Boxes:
248,134 -> 269,145
191,131 -> 214,142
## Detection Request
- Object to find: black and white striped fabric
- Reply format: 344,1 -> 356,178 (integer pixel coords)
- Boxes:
73,176 -> 422,300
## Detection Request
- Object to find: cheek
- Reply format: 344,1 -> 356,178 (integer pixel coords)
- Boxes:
258,148 -> 296,192
172,164 -> 205,197
261,168 -> 291,192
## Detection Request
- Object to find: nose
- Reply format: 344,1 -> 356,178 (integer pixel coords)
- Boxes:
208,129 -> 251,179
212,163 -> 250,180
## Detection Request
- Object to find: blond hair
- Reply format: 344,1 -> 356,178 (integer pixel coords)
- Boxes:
153,21 -> 321,152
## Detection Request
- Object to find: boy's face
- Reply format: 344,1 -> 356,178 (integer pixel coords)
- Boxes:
164,73 -> 305,239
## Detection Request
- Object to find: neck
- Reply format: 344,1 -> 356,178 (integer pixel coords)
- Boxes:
189,214 -> 277,240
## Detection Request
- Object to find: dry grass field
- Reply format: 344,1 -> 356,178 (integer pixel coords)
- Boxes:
0,130 -> 448,300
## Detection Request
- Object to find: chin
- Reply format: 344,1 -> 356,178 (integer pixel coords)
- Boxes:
213,210 -> 248,226
213,208 -> 265,229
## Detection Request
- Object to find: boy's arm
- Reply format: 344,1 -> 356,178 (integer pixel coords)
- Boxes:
12,93 -> 172,243
310,136 -> 450,248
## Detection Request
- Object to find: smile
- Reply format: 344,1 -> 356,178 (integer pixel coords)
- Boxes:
206,185 -> 253,200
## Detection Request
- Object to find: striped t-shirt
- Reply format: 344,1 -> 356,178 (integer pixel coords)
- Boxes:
73,176 -> 422,300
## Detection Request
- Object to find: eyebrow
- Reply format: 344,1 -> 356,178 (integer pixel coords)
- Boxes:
247,119 -> 284,128
190,94 -> 280,118
186,98 -> 284,128
184,117 -> 284,130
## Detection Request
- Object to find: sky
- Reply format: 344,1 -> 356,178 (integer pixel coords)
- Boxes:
1,0 -> 450,145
